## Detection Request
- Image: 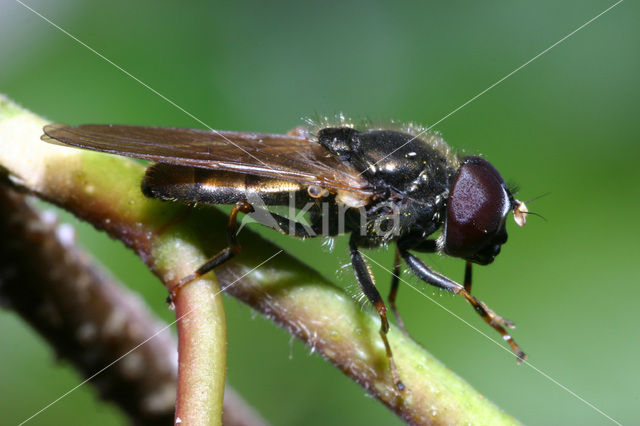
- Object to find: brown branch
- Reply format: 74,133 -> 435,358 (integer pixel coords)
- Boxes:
0,187 -> 177,424
0,186 -> 269,426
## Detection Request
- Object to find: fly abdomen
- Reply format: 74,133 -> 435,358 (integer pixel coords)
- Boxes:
143,163 -> 304,205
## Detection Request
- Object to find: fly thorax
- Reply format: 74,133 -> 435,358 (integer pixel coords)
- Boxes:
317,126 -> 457,239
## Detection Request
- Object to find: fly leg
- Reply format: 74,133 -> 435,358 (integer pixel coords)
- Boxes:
400,250 -> 525,362
388,247 -> 408,333
458,260 -> 513,327
171,204 -> 323,300
265,211 -> 323,238
350,235 -> 404,390
464,261 -> 472,293
389,239 -> 438,334
170,200 -> 253,300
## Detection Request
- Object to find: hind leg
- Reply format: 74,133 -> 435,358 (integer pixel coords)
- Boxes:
170,200 -> 253,299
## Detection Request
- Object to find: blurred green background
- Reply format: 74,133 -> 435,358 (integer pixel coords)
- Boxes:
1,0 -> 638,424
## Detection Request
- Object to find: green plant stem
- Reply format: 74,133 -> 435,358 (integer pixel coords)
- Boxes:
1,95 -> 227,425
0,94 -> 519,425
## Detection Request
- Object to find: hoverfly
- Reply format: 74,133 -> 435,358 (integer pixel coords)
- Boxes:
43,119 -> 529,390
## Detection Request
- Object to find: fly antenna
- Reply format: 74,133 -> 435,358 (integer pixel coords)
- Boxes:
525,192 -> 550,204
523,210 -> 548,222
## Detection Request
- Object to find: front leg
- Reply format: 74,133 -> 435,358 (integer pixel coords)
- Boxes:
464,261 -> 473,293
400,250 -> 525,361
349,234 -> 404,390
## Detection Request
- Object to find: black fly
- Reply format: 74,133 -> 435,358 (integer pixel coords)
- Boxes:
43,120 -> 529,390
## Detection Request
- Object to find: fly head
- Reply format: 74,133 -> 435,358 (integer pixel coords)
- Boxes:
443,156 -> 527,265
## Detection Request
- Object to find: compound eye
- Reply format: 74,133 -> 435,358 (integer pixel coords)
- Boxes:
444,156 -> 510,263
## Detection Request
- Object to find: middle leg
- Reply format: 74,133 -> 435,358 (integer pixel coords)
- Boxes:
388,239 -> 439,334
350,235 -> 404,390
388,247 -> 408,333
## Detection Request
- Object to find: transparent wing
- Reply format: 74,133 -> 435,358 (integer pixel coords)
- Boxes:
43,124 -> 371,194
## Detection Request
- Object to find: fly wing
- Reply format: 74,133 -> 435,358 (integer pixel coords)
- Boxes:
42,124 -> 372,194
